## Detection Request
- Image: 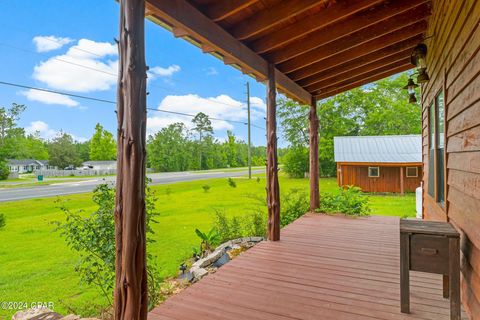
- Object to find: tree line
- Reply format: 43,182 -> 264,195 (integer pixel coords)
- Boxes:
147,112 -> 266,171
0,103 -> 117,174
278,72 -> 422,177
0,105 -> 265,179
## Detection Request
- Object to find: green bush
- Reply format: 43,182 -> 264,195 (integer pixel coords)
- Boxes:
227,177 -> 237,188
281,189 -> 309,227
202,184 -> 211,193
243,211 -> 267,238
212,210 -> 266,243
283,147 -> 309,178
0,160 -> 9,180
0,213 -> 5,230
194,227 -> 220,256
54,181 -> 161,310
318,186 -> 371,216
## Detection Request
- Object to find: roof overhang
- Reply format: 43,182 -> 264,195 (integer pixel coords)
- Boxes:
337,162 -> 423,167
145,0 -> 431,104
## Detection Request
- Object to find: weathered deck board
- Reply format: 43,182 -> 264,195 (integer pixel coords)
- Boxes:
150,214 -> 468,320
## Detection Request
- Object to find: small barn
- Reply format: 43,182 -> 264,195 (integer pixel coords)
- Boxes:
334,135 -> 422,194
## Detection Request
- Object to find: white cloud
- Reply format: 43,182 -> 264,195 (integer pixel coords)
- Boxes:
25,120 -> 87,142
249,96 -> 266,111
33,35 -> 73,52
32,39 -> 118,93
147,94 -> 265,136
148,65 -> 180,79
205,67 -> 218,76
21,89 -> 79,107
32,37 -> 182,95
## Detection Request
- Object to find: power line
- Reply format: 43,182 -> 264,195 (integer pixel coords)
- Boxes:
0,80 -> 265,130
0,42 -> 118,78
0,40 -> 248,109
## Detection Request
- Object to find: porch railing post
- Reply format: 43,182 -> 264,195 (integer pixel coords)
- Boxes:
114,0 -> 148,319
266,63 -> 280,241
309,96 -> 320,211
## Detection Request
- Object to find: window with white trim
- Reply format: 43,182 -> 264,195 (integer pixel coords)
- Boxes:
406,167 -> 418,178
368,167 -> 380,177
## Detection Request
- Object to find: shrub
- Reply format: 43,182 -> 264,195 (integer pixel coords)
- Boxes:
256,177 -> 260,183
243,211 -> 267,238
195,227 -> 220,256
227,177 -> 237,188
318,186 -> 370,216
0,213 -> 5,230
213,210 -> 242,243
212,210 -> 266,243
54,181 -> 161,310
0,160 -> 9,180
281,189 -> 309,227
283,147 -> 309,178
202,184 -> 211,193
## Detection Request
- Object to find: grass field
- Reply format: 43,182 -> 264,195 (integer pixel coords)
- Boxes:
0,175 -> 415,318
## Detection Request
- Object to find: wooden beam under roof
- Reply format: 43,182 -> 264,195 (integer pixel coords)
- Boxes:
230,0 -> 323,40
249,0 -> 382,54
316,63 -> 413,99
288,25 -> 426,81
146,0 -> 311,104
314,59 -> 412,95
298,38 -> 420,87
276,4 -> 431,72
305,51 -> 412,93
264,0 -> 428,59
204,0 -> 258,22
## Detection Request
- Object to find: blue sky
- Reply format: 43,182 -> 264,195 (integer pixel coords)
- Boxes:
0,1 -> 272,146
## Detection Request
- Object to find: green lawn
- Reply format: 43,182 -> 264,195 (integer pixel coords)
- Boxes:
0,175 -> 415,318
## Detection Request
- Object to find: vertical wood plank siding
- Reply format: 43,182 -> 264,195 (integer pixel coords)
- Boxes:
422,0 -> 480,317
338,165 -> 422,193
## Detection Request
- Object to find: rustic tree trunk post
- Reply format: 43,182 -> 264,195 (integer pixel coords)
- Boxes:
114,0 -> 148,319
309,96 -> 320,211
266,63 -> 280,241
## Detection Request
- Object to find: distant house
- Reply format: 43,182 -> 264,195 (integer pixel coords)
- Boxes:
7,159 -> 55,173
334,135 -> 422,194
82,160 -> 117,170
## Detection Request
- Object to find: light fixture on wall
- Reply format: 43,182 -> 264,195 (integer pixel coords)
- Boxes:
403,77 -> 419,104
411,44 -> 430,83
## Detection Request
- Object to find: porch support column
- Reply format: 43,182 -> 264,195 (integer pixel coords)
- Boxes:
266,63 -> 280,241
114,0 -> 148,319
309,96 -> 320,211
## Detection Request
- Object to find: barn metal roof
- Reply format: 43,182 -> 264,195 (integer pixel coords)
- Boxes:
334,135 -> 422,164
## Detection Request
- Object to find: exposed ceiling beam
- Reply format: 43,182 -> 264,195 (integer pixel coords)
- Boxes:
205,0 -> 258,22
287,25 -> 426,81
249,0 -> 383,54
231,0 -> 322,40
267,0 -> 430,63
146,0 -> 311,104
306,53 -> 411,93
278,5 -> 430,73
316,63 -> 413,99
298,38 -> 420,87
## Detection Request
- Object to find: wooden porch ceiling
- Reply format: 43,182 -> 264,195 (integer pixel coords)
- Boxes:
145,0 -> 432,104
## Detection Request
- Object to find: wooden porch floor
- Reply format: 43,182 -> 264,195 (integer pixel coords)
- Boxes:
149,214 -> 468,320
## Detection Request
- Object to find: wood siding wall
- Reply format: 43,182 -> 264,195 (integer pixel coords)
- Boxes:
422,0 -> 480,317
337,164 -> 422,193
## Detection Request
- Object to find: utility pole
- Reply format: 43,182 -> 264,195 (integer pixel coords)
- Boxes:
246,82 -> 252,179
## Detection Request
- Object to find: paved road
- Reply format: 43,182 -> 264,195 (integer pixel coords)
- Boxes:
0,169 -> 263,202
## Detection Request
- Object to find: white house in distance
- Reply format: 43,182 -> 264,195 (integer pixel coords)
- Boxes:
7,159 -> 55,173
82,160 -> 117,170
